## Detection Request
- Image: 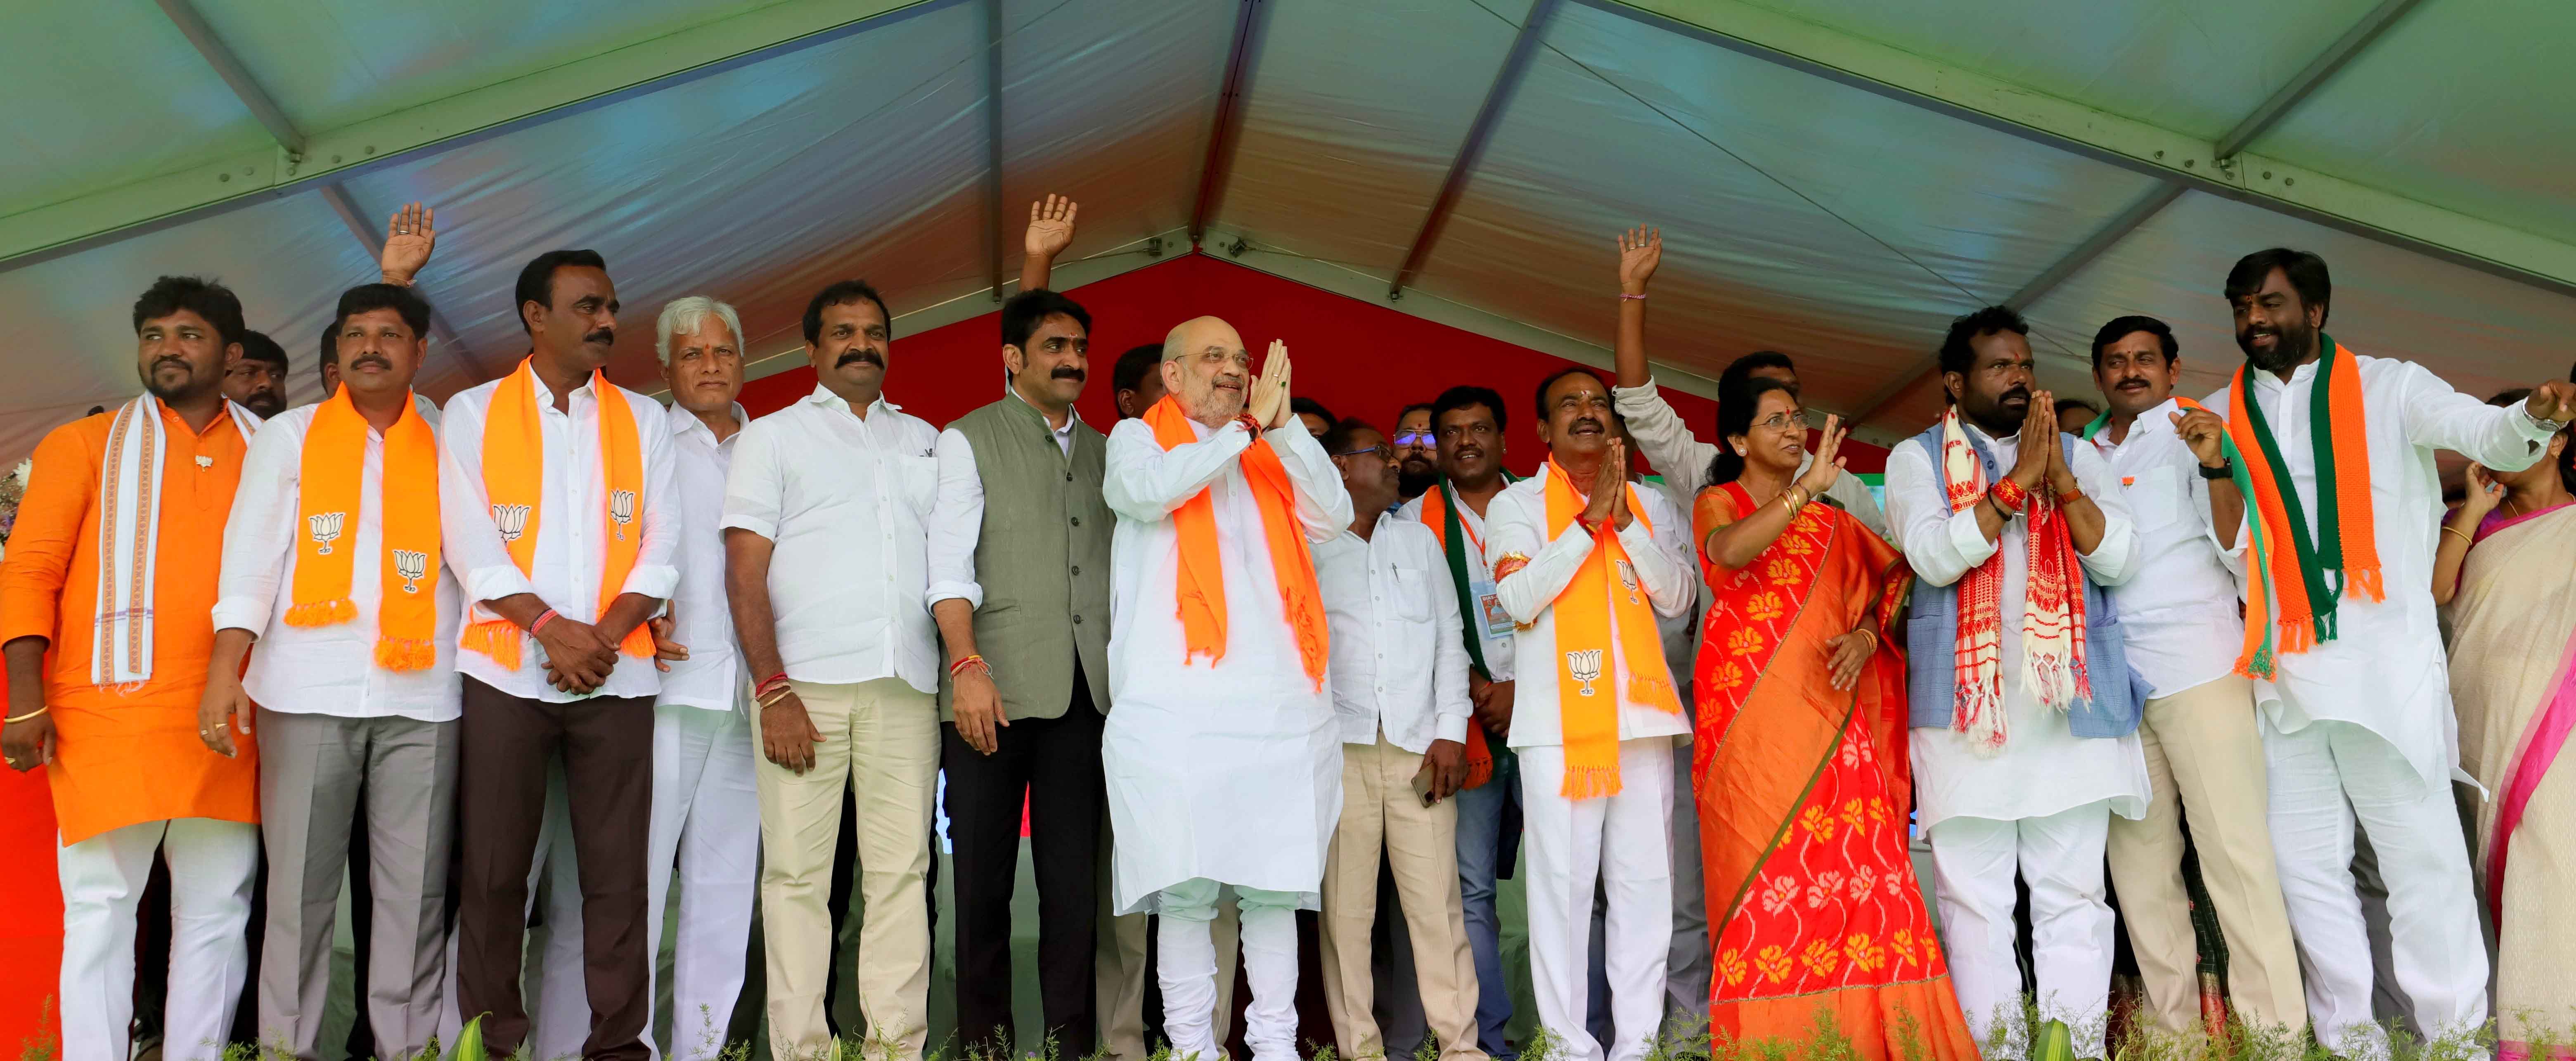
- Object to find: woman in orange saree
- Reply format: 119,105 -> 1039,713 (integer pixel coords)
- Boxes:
1689,381 -> 1977,1059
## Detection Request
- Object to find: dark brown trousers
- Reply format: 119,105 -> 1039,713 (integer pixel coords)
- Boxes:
455,677 -> 655,1061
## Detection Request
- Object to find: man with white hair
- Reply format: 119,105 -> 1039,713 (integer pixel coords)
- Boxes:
644,295 -> 759,1057
1101,319 -> 1350,1061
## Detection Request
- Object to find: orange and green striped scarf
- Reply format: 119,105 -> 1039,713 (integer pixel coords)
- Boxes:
1419,473 -> 1515,789
2226,333 -> 2382,675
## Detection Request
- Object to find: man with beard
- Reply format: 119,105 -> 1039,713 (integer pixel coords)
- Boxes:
726,280 -> 942,1061
203,282 -> 460,1061
442,249 -> 680,1061
1312,418 -> 1482,1061
1397,385 -> 1522,1060
928,287 -> 1111,1056
640,295 -> 759,1058
1,276 -> 265,1061
2186,249 -> 2574,1051
1884,306 -> 2145,1054
1485,368 -> 1692,1061
225,329 -> 291,418
2078,315 -> 2305,1037
1394,403 -> 1440,503
1101,320 -> 1350,1061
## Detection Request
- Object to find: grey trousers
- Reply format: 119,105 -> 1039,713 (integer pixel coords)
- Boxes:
254,709 -> 459,1061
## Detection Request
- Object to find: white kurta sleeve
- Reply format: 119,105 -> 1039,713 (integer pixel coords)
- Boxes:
1103,417 -> 1254,522
926,428 -> 986,609
1263,424 -> 1354,543
2391,359 -> 2562,471
438,394 -> 540,612
720,422 -> 784,542
1623,488 -> 1693,619
619,397 -> 682,603
2065,439 -> 2140,586
1419,528 -> 1473,745
212,412 -> 301,635
1884,438 -> 1995,588
1610,379 -> 1721,490
1491,482 -> 1604,625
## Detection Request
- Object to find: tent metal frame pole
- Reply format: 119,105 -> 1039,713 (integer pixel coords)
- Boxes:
152,0 -> 305,154
3,0 -> 967,272
982,0 -> 1008,300
1187,0 -> 1265,247
1848,182 -> 2185,426
314,182 -> 490,380
1567,0 -> 2574,300
1386,0 -> 1560,301
1831,0 -> 2431,430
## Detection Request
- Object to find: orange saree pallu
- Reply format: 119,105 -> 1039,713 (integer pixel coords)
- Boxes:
1690,483 -> 1977,1058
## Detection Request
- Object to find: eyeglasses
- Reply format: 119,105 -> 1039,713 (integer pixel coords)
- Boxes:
1753,410 -> 1814,433
1333,444 -> 1390,460
1393,431 -> 1436,447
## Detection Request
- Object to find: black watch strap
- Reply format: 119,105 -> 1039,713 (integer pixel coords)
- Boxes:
2198,459 -> 2234,480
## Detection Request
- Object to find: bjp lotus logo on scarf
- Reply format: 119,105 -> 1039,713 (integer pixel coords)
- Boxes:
308,511 -> 346,554
492,503 -> 531,542
1566,649 -> 1603,696
1615,559 -> 1640,604
393,549 -> 428,594
609,489 -> 637,540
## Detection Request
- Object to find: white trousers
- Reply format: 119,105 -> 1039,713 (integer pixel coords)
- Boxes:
1519,739 -> 1673,1061
1925,801 -> 2113,1056
2263,717 -> 2488,1054
439,765 -> 589,1060
1157,879 -> 1302,1061
58,817 -> 258,1061
644,703 -> 760,1060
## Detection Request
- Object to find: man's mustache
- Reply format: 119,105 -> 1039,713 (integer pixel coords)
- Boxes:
837,349 -> 885,369
2000,386 -> 2031,404
1569,416 -> 1605,433
1050,366 -> 1085,381
152,356 -> 192,373
350,353 -> 393,372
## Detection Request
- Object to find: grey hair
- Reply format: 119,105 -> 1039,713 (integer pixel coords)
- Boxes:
655,296 -> 746,367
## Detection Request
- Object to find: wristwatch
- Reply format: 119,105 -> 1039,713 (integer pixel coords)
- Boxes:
2197,459 -> 2233,480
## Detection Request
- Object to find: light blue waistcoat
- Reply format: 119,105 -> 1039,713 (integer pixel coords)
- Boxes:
1902,424 -> 2147,737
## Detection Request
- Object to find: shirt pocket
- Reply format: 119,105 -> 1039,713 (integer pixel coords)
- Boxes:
1389,565 -> 1437,623
2124,463 -> 2185,534
895,452 -> 939,515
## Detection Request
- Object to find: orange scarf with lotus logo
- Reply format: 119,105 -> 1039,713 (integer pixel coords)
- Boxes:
1541,460 -> 1679,798
459,358 -> 651,669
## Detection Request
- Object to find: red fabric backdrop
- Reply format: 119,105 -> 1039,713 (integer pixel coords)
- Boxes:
742,253 -> 1887,476
0,665 -> 63,1052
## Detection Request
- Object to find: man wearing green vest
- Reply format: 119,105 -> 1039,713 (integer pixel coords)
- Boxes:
927,282 -> 1113,1058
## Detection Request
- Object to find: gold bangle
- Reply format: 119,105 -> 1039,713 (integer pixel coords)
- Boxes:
2441,525 -> 2475,546
4,707 -> 47,724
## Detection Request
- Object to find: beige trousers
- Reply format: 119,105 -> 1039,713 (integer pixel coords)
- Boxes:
1319,735 -> 1484,1061
2103,673 -> 2306,1034
1094,804 -> 1237,1060
755,677 -> 939,1061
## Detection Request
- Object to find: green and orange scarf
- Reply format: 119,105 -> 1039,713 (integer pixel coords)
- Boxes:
1419,474 -> 1516,789
2223,334 -> 2382,676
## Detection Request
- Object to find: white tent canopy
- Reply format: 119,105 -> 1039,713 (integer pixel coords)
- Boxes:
5,0 -> 2571,464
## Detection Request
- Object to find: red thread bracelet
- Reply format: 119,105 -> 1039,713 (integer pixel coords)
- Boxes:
949,654 -> 989,677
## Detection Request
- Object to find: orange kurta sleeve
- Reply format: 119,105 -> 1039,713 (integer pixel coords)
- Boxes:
0,419 -> 102,649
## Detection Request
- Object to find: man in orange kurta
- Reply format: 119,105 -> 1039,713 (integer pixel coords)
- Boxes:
0,276 -> 264,1061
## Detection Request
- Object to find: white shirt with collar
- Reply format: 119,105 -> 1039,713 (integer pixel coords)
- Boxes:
1314,512 -> 1473,753
722,385 -> 941,694
2202,353 -> 2564,789
660,400 -> 746,711
926,388 -> 1081,610
1884,417 -> 2147,831
1485,462 -> 1696,750
1395,488 -> 1515,682
213,402 -> 462,721
438,365 -> 681,703
2086,397 -> 2245,699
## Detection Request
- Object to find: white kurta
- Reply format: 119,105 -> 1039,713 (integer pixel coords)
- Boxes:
1883,422 -> 2150,832
2202,354 -> 2562,790
1101,416 -> 1355,914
